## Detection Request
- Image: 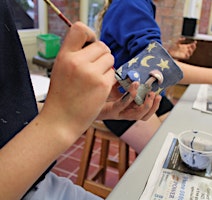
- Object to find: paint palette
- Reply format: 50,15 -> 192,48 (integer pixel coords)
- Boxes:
178,130 -> 212,176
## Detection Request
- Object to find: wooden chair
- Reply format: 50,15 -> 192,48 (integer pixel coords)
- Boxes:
76,120 -> 130,198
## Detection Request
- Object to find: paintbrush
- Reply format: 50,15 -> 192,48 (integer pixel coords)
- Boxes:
43,0 -> 72,27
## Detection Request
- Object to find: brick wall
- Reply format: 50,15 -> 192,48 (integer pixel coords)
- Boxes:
48,0 -> 80,40
47,0 -> 211,47
199,0 -> 212,34
154,0 -> 184,49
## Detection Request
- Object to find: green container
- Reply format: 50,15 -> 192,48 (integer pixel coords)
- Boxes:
37,34 -> 61,59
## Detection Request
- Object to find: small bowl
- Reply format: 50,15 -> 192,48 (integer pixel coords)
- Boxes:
178,130 -> 212,175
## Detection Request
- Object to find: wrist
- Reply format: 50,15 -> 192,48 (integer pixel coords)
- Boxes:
34,112 -> 80,153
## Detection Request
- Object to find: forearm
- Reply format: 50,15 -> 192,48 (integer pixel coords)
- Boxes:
0,114 -> 78,200
175,60 -> 212,85
0,21 -> 115,200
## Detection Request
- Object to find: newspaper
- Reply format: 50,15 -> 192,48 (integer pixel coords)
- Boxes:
139,133 -> 212,200
193,84 -> 212,114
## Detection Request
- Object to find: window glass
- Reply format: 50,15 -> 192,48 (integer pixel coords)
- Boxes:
12,0 -> 38,30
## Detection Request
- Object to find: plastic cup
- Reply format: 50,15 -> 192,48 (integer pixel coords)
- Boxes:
178,130 -> 212,176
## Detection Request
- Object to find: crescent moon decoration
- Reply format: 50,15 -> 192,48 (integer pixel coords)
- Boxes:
157,59 -> 170,71
146,42 -> 157,53
140,55 -> 155,67
128,57 -> 139,68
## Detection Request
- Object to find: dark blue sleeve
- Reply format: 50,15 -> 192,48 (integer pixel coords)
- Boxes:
100,0 -> 161,69
0,0 -> 38,148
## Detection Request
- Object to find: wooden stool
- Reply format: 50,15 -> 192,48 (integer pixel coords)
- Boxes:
76,121 -> 130,198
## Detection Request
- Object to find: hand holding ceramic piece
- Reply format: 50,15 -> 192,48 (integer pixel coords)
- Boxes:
115,40 -> 183,105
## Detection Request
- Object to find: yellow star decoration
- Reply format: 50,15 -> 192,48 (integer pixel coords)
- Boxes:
128,57 -> 139,67
155,87 -> 163,94
157,59 -> 170,71
147,42 -> 157,53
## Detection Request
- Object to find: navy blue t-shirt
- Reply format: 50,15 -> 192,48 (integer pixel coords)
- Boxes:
0,1 -> 57,197
0,0 -> 38,148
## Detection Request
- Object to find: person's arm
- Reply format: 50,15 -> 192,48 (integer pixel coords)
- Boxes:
0,22 -> 115,200
175,60 -> 212,85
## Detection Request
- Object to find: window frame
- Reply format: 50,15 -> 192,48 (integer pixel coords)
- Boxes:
18,0 -> 48,44
80,1 -> 89,24
208,3 -> 212,35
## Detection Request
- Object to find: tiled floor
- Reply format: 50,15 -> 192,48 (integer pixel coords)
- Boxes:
51,133 -> 136,189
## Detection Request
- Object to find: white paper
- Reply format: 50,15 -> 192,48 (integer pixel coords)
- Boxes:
193,84 -> 212,114
30,74 -> 50,102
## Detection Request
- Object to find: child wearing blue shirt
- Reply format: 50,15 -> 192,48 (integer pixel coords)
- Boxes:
99,0 -> 212,153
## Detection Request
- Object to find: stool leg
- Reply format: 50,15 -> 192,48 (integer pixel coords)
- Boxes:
98,138 -> 110,183
76,127 -> 96,186
118,141 -> 129,178
91,136 -> 110,183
